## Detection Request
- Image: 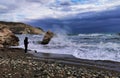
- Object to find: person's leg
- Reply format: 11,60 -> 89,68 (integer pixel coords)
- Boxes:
25,45 -> 28,53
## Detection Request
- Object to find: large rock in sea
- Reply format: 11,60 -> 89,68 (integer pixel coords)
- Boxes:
0,26 -> 19,48
0,21 -> 44,34
41,30 -> 54,45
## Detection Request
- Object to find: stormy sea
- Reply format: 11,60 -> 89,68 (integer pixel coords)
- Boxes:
16,33 -> 120,62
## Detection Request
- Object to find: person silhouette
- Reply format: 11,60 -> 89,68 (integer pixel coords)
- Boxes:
24,37 -> 28,53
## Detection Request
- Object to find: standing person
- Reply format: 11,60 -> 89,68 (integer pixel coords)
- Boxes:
24,37 -> 28,53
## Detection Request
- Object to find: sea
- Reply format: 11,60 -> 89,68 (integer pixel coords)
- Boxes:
15,33 -> 120,62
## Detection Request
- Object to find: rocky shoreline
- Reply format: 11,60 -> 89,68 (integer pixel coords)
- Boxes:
0,48 -> 120,78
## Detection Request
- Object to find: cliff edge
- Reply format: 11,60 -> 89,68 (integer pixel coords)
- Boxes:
0,21 -> 44,34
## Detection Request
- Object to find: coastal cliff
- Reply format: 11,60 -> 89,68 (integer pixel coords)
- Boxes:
0,21 -> 44,34
0,26 -> 19,48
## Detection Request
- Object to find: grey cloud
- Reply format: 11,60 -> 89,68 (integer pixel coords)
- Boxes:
0,0 -> 20,14
27,6 -> 120,34
1,0 -> 120,34
0,6 -> 16,14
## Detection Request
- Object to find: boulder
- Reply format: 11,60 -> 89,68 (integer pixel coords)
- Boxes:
41,30 -> 54,45
0,27 -> 19,48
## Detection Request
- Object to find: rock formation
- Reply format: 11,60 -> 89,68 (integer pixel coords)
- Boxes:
0,21 -> 44,34
41,30 -> 54,45
0,26 -> 19,48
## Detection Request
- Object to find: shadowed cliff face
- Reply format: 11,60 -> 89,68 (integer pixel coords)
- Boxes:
0,21 -> 44,34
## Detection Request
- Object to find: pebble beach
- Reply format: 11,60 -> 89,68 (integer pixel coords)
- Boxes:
0,48 -> 120,78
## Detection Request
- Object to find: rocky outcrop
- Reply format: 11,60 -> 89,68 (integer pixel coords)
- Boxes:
41,30 -> 54,45
0,26 -> 19,48
0,21 -> 44,34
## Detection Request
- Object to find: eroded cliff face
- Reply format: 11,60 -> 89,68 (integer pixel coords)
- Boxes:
0,21 -> 44,34
0,26 -> 19,48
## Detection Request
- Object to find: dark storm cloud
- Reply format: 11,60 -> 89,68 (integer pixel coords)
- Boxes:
27,6 -> 120,34
1,0 -> 120,33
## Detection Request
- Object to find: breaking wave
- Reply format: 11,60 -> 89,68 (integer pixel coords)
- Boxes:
16,33 -> 120,62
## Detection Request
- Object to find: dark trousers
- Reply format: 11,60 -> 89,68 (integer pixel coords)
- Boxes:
24,44 -> 28,53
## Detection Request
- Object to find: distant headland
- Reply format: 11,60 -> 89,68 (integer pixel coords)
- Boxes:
0,21 -> 44,34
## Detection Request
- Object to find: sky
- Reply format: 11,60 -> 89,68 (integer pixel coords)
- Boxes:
0,0 -> 120,33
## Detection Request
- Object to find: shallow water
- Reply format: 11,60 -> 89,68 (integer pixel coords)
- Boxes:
16,33 -> 120,62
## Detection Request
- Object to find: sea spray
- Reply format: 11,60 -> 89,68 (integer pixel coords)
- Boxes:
16,33 -> 120,62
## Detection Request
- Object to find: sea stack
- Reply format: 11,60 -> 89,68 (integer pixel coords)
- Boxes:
0,26 -> 19,48
41,30 -> 54,45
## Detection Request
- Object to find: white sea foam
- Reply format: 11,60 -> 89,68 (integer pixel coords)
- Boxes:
16,33 -> 120,62
78,33 -> 114,37
78,33 -> 104,36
